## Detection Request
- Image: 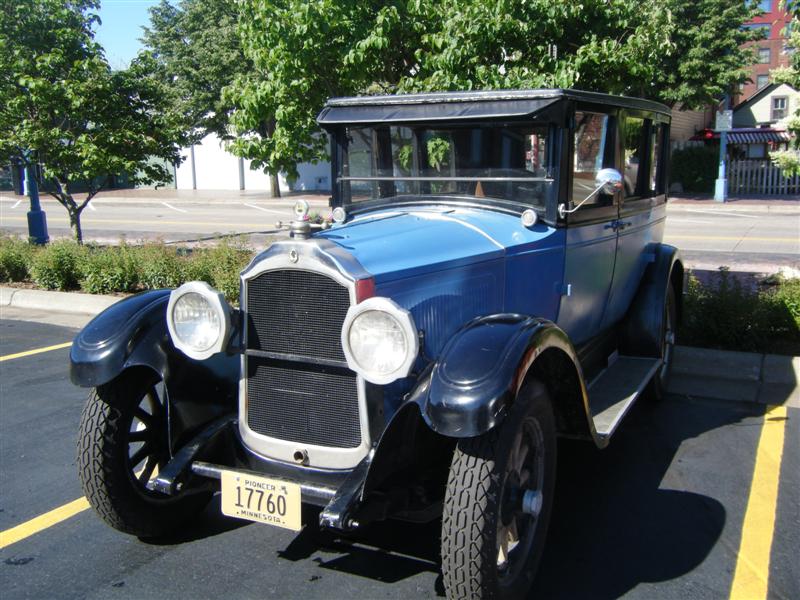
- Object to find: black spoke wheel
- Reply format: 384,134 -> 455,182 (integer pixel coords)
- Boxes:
77,369 -> 211,538
649,285 -> 677,401
441,379 -> 556,600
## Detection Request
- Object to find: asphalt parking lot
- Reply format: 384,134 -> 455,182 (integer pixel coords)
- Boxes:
0,317 -> 797,600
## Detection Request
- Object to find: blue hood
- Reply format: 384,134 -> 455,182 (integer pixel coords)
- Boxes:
317,206 -> 555,283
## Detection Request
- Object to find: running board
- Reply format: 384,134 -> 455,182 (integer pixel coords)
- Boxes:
587,356 -> 661,440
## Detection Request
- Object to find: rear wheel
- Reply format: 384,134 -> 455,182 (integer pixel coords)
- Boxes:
441,380 -> 556,599
649,285 -> 677,401
77,369 -> 210,537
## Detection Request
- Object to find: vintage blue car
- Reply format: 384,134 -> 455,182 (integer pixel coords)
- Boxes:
72,89 -> 681,600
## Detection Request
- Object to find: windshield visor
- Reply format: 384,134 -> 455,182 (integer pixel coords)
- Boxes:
340,125 -> 555,209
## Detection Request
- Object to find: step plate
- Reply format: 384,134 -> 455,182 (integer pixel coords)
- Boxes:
588,356 -> 661,438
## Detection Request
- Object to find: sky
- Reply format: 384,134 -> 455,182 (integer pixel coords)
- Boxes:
95,0 -> 158,70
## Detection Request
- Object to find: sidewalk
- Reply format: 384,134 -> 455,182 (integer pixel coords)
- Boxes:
2,286 -> 797,409
669,194 -> 800,212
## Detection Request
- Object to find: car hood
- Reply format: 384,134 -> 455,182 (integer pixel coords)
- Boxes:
316,206 -> 555,282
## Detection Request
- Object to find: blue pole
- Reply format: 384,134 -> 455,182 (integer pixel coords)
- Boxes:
24,162 -> 49,245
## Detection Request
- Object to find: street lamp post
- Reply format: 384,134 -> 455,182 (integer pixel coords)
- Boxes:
714,95 -> 732,203
24,158 -> 49,245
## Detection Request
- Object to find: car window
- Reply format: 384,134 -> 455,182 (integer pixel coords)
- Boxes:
649,123 -> 665,195
623,116 -> 647,198
572,112 -> 612,205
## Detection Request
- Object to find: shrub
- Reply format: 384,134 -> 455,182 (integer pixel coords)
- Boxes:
79,244 -> 140,294
29,240 -> 85,290
137,243 -> 186,290
185,238 -> 253,304
670,145 -> 719,193
0,236 -> 34,282
680,268 -> 800,355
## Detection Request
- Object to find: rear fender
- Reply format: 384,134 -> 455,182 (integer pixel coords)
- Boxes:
620,244 -> 683,357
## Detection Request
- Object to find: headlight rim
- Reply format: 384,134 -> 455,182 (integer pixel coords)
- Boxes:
341,296 -> 419,385
166,281 -> 232,360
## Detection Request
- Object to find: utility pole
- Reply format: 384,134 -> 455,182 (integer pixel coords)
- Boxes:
23,156 -> 49,245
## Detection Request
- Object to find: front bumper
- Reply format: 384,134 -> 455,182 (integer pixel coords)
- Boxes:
150,415 -> 368,530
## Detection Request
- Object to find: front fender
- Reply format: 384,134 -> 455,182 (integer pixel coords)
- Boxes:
70,290 -> 173,387
411,314 -> 585,438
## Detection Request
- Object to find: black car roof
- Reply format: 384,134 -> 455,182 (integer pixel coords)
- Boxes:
317,88 -> 671,125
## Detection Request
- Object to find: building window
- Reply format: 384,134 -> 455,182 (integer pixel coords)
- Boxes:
772,96 -> 788,120
758,47 -> 771,63
759,0 -> 772,12
757,74 -> 770,89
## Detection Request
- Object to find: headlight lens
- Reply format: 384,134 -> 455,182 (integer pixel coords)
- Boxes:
348,310 -> 408,375
341,297 -> 418,384
167,281 -> 232,359
172,292 -> 222,351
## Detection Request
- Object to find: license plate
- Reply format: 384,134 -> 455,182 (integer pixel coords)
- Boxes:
220,470 -> 302,531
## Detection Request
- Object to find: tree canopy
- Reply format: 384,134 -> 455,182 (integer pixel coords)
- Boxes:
0,0 -> 187,243
139,0 -> 249,144
223,0 -> 759,183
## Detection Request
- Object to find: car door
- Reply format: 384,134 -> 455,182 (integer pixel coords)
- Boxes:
556,109 -> 619,346
600,113 -> 668,330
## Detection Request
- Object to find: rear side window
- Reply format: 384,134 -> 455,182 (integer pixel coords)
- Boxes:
623,116 -> 647,197
572,112 -> 612,205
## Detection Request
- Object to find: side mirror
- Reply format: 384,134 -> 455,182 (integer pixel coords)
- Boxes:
595,168 -> 623,195
559,167 -> 623,219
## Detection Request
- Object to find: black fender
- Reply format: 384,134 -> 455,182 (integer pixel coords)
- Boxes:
70,289 -> 240,448
408,314 -> 592,440
620,244 -> 683,357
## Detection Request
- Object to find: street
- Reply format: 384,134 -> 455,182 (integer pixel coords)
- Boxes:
1,191 -> 798,271
0,316 -> 797,599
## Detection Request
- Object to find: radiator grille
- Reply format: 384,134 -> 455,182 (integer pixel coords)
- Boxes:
246,270 -> 350,361
246,358 -> 361,449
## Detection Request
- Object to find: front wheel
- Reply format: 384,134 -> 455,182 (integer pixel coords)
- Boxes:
77,369 -> 210,537
441,379 -> 556,599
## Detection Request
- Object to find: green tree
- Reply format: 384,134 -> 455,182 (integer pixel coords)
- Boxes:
0,0 -> 187,243
223,0 -> 759,180
140,0 -> 249,144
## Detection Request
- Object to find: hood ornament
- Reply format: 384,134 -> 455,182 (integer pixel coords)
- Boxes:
275,200 -> 331,239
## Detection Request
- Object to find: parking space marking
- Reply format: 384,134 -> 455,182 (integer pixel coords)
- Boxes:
0,497 -> 89,549
243,202 -> 284,215
161,201 -> 188,213
0,342 -> 72,362
668,235 -> 799,244
729,404 -> 788,600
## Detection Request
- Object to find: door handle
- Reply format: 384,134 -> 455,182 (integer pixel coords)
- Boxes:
618,221 -> 632,230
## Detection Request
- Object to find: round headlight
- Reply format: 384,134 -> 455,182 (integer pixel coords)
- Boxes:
342,297 -> 418,384
167,281 -> 232,360
172,292 -> 221,351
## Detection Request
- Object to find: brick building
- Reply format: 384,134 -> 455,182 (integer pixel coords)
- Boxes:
739,0 -> 793,103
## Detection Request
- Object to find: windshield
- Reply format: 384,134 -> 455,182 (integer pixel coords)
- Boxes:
339,124 -> 556,209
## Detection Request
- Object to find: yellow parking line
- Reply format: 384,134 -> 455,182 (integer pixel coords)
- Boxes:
0,342 -> 72,362
729,404 -> 788,600
0,497 -> 90,549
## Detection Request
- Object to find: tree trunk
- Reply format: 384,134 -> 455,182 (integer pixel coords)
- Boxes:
270,172 -> 281,198
68,208 -> 83,244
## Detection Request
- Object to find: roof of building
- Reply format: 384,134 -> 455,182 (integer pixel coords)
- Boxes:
734,82 -> 795,112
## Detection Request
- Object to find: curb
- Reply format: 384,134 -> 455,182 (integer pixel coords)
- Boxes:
669,345 -> 799,407
0,286 -> 121,315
